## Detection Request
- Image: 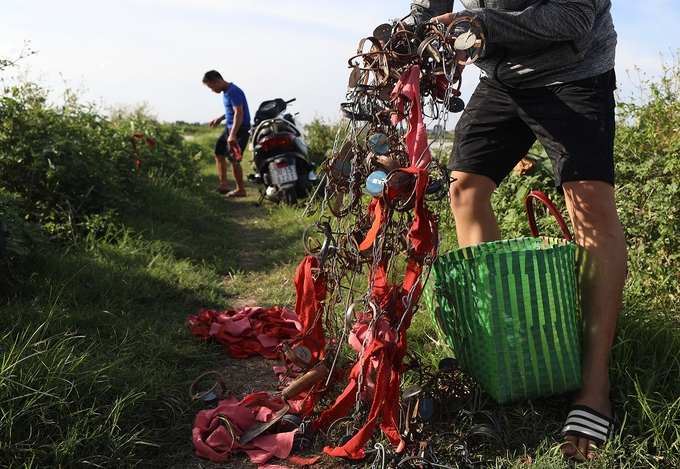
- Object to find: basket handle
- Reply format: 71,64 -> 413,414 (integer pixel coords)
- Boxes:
525,190 -> 573,241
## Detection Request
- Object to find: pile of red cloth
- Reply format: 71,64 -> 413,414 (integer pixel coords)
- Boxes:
188,259 -> 328,465
192,393 -> 295,464
187,305 -> 302,359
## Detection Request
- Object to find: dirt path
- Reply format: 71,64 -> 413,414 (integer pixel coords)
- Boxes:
173,181 -> 332,469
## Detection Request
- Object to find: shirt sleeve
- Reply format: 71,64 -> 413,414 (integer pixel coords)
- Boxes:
459,0 -> 598,45
408,0 -> 454,24
229,88 -> 247,108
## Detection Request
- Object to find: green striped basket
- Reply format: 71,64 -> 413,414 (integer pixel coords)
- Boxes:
424,192 -> 581,404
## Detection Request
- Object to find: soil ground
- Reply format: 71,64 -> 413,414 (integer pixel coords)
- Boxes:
172,180 -> 349,469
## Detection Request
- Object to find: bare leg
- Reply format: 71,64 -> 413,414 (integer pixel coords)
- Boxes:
449,172 -> 501,247
561,180 -> 627,461
230,160 -> 246,196
215,154 -> 230,191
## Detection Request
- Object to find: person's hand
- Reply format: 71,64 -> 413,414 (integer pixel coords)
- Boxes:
227,134 -> 237,146
415,15 -> 447,39
414,21 -> 428,39
208,117 -> 222,128
433,12 -> 456,27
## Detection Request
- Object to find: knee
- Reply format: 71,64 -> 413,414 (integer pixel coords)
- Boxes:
563,181 -> 621,227
563,181 -> 626,247
448,173 -> 495,213
448,182 -> 470,213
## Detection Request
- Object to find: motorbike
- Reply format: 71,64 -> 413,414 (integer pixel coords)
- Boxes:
248,98 -> 316,205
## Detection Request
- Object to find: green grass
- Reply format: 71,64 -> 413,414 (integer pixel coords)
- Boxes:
0,154 -> 314,467
2,148 -> 680,468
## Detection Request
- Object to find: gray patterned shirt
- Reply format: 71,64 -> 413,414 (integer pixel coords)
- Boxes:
456,0 -> 617,87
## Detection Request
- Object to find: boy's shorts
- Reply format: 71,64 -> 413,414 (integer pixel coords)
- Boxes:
448,69 -> 617,193
215,125 -> 250,162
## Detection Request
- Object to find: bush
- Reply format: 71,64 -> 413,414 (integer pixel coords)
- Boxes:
109,104 -> 204,184
0,84 -> 132,228
304,115 -> 342,165
0,78 -> 204,256
0,188 -> 53,260
614,53 -> 680,311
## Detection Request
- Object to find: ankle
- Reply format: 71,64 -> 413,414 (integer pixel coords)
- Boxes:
571,388 -> 612,419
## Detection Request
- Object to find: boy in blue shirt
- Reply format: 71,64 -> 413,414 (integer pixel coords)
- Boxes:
203,70 -> 251,197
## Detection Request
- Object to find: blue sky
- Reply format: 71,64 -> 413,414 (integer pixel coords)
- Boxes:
1,0 -> 678,126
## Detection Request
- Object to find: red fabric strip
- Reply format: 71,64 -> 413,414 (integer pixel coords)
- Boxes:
293,256 -> 327,358
390,65 -> 431,169
358,198 -> 384,252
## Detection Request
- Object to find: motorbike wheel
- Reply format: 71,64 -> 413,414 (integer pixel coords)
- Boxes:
282,187 -> 298,206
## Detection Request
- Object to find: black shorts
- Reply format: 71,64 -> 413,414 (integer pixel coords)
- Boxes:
215,126 -> 250,162
448,69 -> 616,193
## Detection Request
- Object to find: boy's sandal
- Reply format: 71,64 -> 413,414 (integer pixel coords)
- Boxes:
559,404 -> 618,446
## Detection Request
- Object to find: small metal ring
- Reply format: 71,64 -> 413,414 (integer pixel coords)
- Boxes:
281,336 -> 323,373
189,371 -> 229,401
383,169 -> 418,212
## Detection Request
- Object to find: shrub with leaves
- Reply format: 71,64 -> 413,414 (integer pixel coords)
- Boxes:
615,53 -> 680,311
109,104 -> 204,185
0,76 -> 204,255
0,84 -> 133,229
304,115 -> 344,165
0,188 -> 53,259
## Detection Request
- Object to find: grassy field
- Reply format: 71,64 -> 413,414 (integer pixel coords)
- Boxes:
0,125 -> 313,468
2,118 -> 680,469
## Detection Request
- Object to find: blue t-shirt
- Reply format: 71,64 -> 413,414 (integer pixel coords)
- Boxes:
222,83 -> 251,129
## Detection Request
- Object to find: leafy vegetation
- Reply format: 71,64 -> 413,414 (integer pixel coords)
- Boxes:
0,76 -> 204,259
304,115 -> 346,166
1,51 -> 679,468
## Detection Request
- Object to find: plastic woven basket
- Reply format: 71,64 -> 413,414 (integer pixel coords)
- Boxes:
424,191 -> 581,403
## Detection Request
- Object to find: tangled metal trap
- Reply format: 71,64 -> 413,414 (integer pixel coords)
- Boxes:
273,16 -> 504,466
279,15 -> 504,466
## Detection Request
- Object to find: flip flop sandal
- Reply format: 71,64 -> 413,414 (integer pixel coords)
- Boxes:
214,188 -> 231,195
225,190 -> 246,197
560,404 -> 618,446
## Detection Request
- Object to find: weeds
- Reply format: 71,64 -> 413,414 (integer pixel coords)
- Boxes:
1,51 -> 680,468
